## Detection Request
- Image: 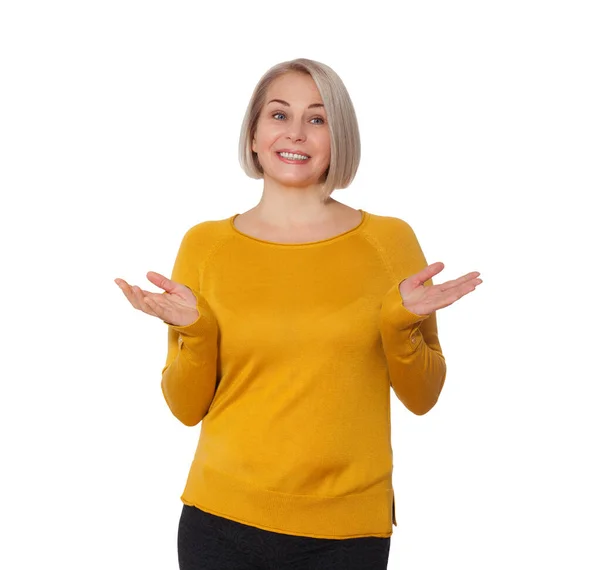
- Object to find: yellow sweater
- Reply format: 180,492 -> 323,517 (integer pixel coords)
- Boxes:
161,209 -> 446,539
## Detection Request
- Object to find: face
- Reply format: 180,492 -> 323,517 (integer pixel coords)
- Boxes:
252,72 -> 331,189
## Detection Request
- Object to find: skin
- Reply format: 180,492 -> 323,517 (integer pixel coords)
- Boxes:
114,272 -> 199,326
115,70 -> 482,324
249,70 -> 333,227
399,263 -> 481,317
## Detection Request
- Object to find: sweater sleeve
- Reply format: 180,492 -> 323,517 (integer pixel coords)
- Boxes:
378,221 -> 447,416
160,229 -> 219,427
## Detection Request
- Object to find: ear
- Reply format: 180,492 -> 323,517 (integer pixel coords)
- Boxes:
251,137 -> 257,153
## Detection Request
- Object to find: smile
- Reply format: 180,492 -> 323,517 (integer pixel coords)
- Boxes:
276,152 -> 310,164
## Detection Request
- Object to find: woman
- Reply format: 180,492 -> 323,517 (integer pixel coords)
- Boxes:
115,58 -> 481,570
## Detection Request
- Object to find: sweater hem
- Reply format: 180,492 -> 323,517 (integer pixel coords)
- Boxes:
180,461 -> 395,539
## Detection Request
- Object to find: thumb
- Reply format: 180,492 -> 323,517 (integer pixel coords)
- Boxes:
146,271 -> 182,294
400,262 -> 445,296
414,262 -> 444,286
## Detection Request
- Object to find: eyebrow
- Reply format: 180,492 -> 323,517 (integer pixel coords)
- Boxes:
267,98 -> 324,109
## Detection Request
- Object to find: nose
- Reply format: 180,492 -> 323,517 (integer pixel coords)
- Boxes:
286,117 -> 307,143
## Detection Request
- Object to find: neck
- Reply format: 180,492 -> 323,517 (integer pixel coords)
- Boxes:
251,180 -> 338,226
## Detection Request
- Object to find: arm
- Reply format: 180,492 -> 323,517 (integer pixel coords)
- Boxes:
378,224 -> 447,416
160,230 -> 219,427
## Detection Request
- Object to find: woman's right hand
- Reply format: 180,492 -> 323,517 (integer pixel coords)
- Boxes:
114,271 -> 199,327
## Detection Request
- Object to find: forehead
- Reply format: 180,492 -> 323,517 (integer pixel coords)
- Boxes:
266,72 -> 323,103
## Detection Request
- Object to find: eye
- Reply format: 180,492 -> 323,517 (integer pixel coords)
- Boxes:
270,112 -> 326,125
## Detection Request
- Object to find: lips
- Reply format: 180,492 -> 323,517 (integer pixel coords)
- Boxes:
276,152 -> 310,164
276,149 -> 311,158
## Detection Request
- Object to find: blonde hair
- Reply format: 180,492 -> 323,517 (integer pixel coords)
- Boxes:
238,58 -> 361,200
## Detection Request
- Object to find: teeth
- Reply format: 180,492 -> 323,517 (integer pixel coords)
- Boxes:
279,152 -> 308,160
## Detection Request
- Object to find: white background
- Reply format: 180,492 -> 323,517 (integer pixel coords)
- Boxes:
1,1 -> 598,568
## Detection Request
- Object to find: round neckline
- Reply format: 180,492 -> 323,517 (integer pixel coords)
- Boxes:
229,209 -> 368,247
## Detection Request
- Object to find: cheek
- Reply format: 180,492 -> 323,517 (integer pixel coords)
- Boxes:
254,127 -> 281,152
318,130 -> 331,149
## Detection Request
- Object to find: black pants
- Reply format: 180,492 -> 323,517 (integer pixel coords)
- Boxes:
178,504 -> 391,570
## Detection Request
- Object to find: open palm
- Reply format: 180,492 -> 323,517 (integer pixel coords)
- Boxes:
115,271 -> 199,327
399,262 -> 482,316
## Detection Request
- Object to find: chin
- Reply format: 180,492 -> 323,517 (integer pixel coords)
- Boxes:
265,173 -> 315,186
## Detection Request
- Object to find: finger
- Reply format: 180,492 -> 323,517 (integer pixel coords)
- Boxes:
120,277 -> 165,299
116,280 -> 143,310
459,271 -> 481,281
115,277 -> 134,290
415,262 -> 445,285
434,278 -> 482,310
131,285 -> 162,317
131,285 -> 149,312
147,271 -> 180,294
117,279 -> 172,318
438,272 -> 481,292
128,284 -> 162,317
456,278 -> 482,296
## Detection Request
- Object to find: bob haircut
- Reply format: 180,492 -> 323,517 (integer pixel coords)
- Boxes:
238,58 -> 361,201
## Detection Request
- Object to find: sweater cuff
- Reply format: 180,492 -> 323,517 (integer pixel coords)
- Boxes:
163,289 -> 218,338
380,281 -> 430,331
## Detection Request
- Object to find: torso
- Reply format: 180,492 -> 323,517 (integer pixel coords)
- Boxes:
233,203 -> 363,244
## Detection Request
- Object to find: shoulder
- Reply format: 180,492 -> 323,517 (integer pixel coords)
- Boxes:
175,216 -> 233,260
180,216 -> 231,245
365,212 -> 418,242
363,212 -> 428,276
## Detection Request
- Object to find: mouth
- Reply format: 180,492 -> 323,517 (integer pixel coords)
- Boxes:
276,151 -> 311,164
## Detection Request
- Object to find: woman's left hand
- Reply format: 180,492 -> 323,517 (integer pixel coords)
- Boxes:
399,262 -> 482,316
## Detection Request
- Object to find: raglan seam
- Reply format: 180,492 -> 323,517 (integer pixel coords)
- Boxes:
186,220 -> 238,291
360,227 -> 399,284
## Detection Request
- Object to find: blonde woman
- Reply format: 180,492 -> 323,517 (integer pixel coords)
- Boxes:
116,58 -> 481,569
